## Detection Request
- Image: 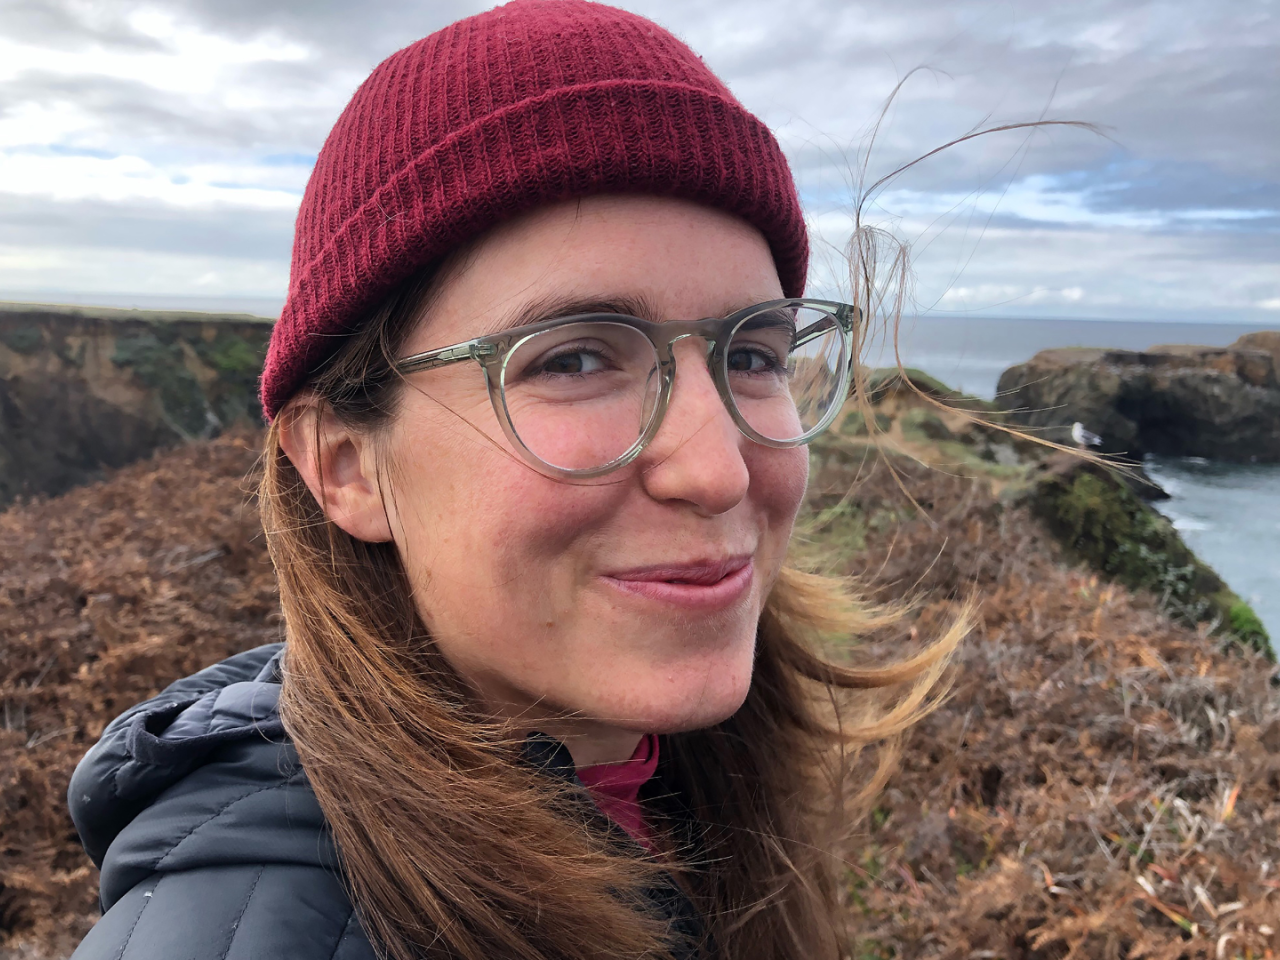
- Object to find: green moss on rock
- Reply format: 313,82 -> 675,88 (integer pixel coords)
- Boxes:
867,366 -> 956,399
865,366 -> 998,411
112,333 -> 212,439
841,409 -> 893,437
193,329 -> 269,377
192,327 -> 271,424
1027,456 -> 1272,657
901,408 -> 956,443
1228,600 -> 1271,650
0,325 -> 44,355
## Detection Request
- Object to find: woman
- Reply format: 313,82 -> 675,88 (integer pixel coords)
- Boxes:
67,3 -> 961,958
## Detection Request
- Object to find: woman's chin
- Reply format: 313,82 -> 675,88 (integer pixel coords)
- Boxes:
647,699 -> 750,735
594,669 -> 754,735
582,627 -> 758,733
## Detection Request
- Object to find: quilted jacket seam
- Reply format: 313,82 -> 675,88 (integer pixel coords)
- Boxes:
153,772 -> 305,870
326,906 -> 359,960
113,876 -> 157,960
217,865 -> 265,960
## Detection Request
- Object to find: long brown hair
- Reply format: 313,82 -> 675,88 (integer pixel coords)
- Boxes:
261,258 -> 967,960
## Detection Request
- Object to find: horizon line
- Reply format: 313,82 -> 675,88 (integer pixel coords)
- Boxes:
0,294 -> 1276,329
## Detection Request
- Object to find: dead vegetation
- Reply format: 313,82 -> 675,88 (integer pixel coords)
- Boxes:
0,430 -> 277,959
1,419 -> 1278,959
803,426 -> 1280,959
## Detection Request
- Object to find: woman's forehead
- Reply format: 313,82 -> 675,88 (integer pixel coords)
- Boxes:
409,195 -> 783,347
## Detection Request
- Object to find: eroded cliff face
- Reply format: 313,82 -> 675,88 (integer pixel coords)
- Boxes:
995,332 -> 1280,462
0,302 -> 272,506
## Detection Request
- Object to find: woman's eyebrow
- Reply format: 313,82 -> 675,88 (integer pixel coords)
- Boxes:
489,293 -> 772,333
494,293 -> 663,333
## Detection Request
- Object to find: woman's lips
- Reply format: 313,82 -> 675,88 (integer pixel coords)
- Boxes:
601,556 -> 754,610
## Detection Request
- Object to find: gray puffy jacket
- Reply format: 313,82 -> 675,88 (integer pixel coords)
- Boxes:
68,643 -> 377,960
67,643 -> 702,960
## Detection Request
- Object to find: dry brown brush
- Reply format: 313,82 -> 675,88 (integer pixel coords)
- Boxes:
0,431 -> 275,958
807,450 -> 1280,959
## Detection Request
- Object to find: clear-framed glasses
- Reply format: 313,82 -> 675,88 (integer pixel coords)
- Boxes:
394,298 -> 859,479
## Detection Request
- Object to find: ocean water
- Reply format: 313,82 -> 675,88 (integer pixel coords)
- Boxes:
1144,458 -> 1280,648
888,316 -> 1280,648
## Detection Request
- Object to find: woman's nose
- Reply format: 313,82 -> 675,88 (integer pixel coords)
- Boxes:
636,337 -> 750,516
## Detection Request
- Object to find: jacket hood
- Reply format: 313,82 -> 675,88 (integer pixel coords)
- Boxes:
67,643 -> 584,912
67,643 -> 331,910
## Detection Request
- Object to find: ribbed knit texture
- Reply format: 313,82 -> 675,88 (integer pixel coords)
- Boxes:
261,0 -> 809,419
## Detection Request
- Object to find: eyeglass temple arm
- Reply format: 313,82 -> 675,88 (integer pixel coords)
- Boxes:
792,305 -> 857,349
396,340 -> 497,374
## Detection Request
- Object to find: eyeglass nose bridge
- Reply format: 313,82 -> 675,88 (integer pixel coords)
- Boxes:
649,313 -> 742,383
648,315 -> 739,381
638,317 -> 752,467
659,325 -> 720,359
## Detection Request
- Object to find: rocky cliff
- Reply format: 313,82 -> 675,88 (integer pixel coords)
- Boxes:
994,331 -> 1280,462
832,368 -> 1269,653
0,302 -> 272,507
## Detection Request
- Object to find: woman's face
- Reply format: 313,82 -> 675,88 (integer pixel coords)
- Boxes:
329,195 -> 807,762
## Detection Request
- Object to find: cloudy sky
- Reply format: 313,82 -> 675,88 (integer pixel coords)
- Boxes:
1,0 -> 1277,322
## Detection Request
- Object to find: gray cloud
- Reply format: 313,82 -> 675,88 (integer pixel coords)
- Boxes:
0,193 -> 295,260
1,0 -> 1276,319
643,0 -> 1280,214
107,0 -> 483,65
0,71 -> 324,153
0,0 -> 167,52
1078,159 -> 1280,218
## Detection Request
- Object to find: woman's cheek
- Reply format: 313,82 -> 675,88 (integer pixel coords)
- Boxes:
758,445 -> 809,529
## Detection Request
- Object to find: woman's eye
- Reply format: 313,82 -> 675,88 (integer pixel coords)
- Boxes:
727,346 -> 779,373
537,349 -> 606,375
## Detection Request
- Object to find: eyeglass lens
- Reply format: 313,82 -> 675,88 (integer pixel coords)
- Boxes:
726,305 -> 846,444
498,305 -> 847,472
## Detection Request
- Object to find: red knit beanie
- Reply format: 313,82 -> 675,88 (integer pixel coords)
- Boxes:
261,0 -> 809,419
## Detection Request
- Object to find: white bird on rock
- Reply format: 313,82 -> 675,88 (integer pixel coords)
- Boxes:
1071,422 -> 1103,449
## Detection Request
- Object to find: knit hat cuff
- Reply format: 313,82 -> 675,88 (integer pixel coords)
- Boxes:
263,78 -> 806,419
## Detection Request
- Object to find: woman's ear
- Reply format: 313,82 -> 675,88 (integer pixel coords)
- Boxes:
277,398 -> 395,543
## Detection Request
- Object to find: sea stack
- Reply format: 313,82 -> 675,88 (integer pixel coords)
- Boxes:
994,331 -> 1280,462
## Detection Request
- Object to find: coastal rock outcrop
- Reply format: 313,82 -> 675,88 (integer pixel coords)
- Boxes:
0,302 -> 271,507
994,332 -> 1280,462
815,370 -> 1269,652
1021,452 -> 1270,654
